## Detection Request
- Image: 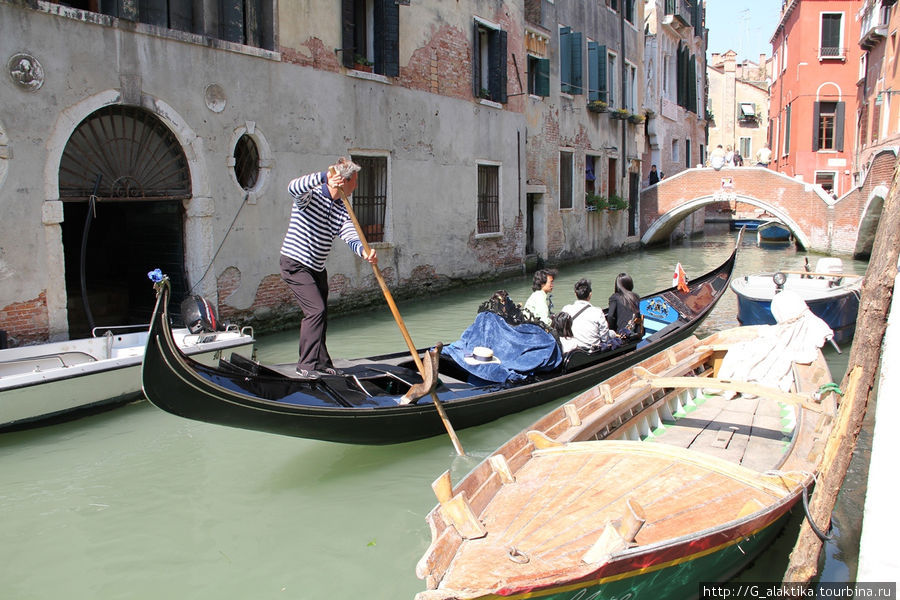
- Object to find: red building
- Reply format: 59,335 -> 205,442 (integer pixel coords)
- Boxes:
769,0 -> 862,197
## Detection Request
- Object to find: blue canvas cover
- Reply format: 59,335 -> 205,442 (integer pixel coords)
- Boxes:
443,312 -> 562,384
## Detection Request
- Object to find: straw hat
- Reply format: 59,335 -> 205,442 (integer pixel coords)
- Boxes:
464,346 -> 501,365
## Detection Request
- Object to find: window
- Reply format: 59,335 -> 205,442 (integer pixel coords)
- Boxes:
350,154 -> 388,242
739,137 -> 752,159
662,55 -> 670,98
607,157 -> 617,197
474,19 -> 508,102
813,101 -> 845,151
820,12 -> 844,58
671,139 -> 680,163
815,171 -> 837,195
623,0 -> 635,23
685,139 -> 691,168
560,27 -> 583,95
585,155 -> 598,196
233,134 -> 260,190
607,52 -> 617,108
341,0 -> 400,76
54,0 -> 274,49
606,0 -> 619,11
559,151 -> 573,210
477,164 -> 500,234
588,42 -> 608,102
872,96 -> 882,143
625,63 -> 637,111
528,55 -> 550,97
738,103 -> 757,121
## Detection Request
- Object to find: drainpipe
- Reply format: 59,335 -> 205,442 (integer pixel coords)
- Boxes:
620,1 -> 627,184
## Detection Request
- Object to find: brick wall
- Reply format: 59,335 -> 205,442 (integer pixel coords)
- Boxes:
0,292 -> 49,346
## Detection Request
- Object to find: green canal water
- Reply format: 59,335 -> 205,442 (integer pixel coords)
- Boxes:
0,229 -> 871,599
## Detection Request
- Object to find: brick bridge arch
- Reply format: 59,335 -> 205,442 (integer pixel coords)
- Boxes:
638,150 -> 896,257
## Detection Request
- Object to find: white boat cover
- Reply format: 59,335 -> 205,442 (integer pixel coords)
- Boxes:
718,291 -> 834,393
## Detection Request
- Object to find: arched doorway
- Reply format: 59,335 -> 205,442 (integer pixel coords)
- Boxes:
58,105 -> 191,337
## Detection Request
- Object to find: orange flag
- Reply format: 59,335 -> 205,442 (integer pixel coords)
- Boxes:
673,263 -> 689,293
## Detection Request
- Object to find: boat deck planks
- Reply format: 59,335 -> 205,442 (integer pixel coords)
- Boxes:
437,434 -> 787,594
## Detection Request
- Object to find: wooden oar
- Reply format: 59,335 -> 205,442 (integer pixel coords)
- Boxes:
329,168 -> 465,456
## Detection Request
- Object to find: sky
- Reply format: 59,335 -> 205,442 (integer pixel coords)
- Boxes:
705,0 -> 784,63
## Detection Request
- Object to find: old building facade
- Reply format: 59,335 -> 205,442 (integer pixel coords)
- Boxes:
768,0 -> 863,197
707,51 -> 772,164
641,1 -> 707,176
1,0 -> 654,346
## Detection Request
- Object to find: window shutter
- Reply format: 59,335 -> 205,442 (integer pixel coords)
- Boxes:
570,31 -> 583,95
597,45 -> 607,102
140,0 -> 167,27
588,42 -> 599,101
812,102 -> 821,151
473,21 -> 481,97
168,0 -> 192,32
688,55 -> 697,113
219,0 -> 244,43
560,27 -> 572,94
784,104 -> 791,154
536,58 -> 550,97
341,0 -> 354,68
835,101 -> 845,151
375,0 -> 400,77
490,29 -> 508,103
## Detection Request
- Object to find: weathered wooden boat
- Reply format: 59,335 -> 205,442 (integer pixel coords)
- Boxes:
756,219 -> 793,243
0,323 -> 255,432
141,245 -> 738,445
415,325 -> 839,600
731,257 -> 862,344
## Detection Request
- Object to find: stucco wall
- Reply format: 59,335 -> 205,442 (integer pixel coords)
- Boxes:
0,1 -> 527,342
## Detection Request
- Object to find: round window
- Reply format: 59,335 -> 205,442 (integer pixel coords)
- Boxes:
233,134 -> 260,190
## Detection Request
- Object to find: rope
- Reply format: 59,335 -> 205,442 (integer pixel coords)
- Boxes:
801,483 -> 834,541
189,192 -> 249,295
817,383 -> 844,397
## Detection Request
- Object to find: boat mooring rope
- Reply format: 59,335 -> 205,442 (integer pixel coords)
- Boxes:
189,192 -> 249,295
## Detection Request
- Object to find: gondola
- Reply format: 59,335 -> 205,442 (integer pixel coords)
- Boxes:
141,241 -> 739,445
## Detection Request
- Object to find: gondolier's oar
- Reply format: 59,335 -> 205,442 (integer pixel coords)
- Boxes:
329,168 -> 466,456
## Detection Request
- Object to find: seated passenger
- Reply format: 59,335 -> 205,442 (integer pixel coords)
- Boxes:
552,311 -> 579,354
607,272 -> 644,339
522,269 -> 557,328
560,278 -> 615,350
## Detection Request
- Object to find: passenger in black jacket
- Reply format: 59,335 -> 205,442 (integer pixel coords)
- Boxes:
607,273 -> 643,339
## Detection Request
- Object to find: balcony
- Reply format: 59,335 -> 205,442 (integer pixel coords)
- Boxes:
859,1 -> 889,49
662,0 -> 692,31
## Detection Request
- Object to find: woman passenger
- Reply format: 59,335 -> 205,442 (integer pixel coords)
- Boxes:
607,273 -> 643,339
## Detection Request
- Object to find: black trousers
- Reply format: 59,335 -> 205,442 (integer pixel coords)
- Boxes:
280,255 -> 332,371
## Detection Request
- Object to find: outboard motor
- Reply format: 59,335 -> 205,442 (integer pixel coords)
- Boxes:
180,295 -> 219,333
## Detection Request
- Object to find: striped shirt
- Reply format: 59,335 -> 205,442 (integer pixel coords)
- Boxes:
280,171 -> 364,272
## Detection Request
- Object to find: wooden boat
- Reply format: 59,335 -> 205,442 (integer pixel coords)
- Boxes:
140,243 -> 740,445
756,219 -> 793,243
729,218 -> 763,231
731,257 -> 862,344
1,324 -> 255,431
415,325 -> 838,600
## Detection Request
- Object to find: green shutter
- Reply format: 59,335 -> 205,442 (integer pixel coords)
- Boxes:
560,27 -> 572,94
473,21 -> 481,98
588,42 -> 599,101
597,45 -> 607,102
536,58 -> 550,97
570,31 -> 583,95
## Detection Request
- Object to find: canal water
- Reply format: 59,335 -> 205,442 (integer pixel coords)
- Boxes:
0,229 -> 871,599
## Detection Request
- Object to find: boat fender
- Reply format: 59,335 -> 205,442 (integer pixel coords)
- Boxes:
181,295 -> 219,333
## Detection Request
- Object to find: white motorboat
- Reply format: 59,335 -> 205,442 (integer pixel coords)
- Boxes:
0,323 -> 255,431
730,257 -> 862,345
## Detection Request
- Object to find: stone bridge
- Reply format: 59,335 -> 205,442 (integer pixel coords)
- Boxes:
638,149 -> 897,257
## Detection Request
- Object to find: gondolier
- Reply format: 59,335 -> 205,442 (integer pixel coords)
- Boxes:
280,157 -> 377,379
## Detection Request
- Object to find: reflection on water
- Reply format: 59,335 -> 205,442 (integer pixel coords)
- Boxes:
0,230 -> 869,599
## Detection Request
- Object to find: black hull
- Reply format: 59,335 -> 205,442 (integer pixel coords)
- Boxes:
142,249 -> 737,444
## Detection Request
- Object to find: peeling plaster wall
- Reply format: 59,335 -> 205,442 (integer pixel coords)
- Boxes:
0,0 -> 527,342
